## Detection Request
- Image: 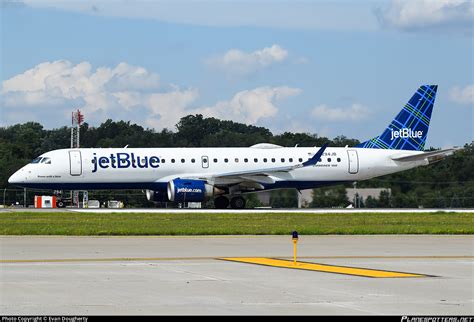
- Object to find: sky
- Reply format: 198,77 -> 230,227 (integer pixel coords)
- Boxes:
1,0 -> 473,148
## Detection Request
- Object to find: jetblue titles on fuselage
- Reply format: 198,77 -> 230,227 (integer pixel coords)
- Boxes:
92,152 -> 160,173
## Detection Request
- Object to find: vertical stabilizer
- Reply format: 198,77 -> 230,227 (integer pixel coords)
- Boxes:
357,85 -> 437,151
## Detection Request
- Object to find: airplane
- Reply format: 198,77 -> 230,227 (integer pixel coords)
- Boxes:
8,85 -> 461,209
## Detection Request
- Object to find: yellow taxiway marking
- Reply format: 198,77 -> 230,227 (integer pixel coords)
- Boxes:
221,257 -> 429,278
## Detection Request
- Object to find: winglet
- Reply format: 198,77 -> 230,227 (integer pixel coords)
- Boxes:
302,143 -> 329,167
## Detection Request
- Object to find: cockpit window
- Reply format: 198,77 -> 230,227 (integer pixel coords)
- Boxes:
31,157 -> 42,164
30,157 -> 51,164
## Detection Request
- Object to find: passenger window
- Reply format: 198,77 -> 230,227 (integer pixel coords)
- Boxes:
235,158 -> 239,163
254,158 -> 258,163
191,158 -> 195,163
171,159 -> 175,163
271,158 -> 276,162
263,158 -> 267,163
224,158 -> 229,163
289,158 -> 293,163
162,159 -> 166,163
298,158 -> 303,162
281,158 -> 285,162
244,158 -> 248,163
337,158 -> 341,162
328,158 -> 331,162
181,159 -> 185,163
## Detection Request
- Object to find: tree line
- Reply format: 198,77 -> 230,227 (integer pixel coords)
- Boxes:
1,114 -> 472,208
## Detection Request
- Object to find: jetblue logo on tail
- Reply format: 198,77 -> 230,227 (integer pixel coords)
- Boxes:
390,128 -> 423,141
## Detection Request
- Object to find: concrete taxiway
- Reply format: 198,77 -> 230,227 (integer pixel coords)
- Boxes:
1,235 -> 473,315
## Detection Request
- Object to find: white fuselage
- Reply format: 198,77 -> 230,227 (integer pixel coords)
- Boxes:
8,146 -> 427,192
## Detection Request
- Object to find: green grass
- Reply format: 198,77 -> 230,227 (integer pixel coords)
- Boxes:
0,211 -> 473,235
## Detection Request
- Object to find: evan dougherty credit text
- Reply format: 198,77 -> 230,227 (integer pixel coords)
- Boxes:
2,317 -> 88,322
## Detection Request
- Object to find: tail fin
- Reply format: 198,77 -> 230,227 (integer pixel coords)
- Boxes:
356,85 -> 437,151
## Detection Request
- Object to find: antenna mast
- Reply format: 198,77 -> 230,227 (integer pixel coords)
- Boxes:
71,110 -> 84,208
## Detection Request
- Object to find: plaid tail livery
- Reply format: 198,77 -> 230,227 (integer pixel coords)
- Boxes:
357,85 -> 437,151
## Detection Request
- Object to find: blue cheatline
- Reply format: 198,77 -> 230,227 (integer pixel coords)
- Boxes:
357,85 -> 437,151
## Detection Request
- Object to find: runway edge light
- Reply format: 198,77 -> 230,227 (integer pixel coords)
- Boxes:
292,231 -> 298,265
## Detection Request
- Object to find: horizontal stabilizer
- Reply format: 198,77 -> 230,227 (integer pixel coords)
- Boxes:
391,147 -> 462,163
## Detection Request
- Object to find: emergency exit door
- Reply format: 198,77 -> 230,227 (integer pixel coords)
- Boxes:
347,150 -> 359,174
69,150 -> 82,176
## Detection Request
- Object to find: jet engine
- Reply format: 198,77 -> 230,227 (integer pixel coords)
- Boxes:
167,179 -> 222,202
145,189 -> 169,202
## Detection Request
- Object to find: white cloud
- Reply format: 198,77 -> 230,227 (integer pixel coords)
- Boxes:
376,0 -> 474,32
449,85 -> 474,105
145,89 -> 199,129
1,60 -> 161,118
194,86 -> 301,124
1,60 -> 193,127
146,86 -> 300,129
2,60 -> 300,130
311,103 -> 370,122
106,63 -> 160,92
207,45 -> 288,75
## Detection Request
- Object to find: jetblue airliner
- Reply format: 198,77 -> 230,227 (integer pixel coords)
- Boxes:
8,85 -> 460,208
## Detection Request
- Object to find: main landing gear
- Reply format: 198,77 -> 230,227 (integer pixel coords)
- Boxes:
213,196 -> 246,209
214,196 -> 229,209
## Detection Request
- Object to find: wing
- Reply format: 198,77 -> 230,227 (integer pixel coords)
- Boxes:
179,143 -> 328,189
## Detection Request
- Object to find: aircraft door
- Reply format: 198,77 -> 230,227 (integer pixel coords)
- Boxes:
347,150 -> 359,174
201,156 -> 209,168
69,150 -> 82,176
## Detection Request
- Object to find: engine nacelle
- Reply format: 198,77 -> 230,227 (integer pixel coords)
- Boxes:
145,189 -> 169,202
167,179 -> 215,202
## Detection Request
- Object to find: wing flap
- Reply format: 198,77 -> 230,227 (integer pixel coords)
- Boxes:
240,175 -> 276,184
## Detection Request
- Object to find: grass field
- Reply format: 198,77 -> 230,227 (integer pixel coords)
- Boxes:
0,211 -> 472,235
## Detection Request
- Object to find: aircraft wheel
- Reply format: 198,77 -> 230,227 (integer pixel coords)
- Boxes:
56,200 -> 65,208
214,196 -> 229,209
230,196 -> 246,209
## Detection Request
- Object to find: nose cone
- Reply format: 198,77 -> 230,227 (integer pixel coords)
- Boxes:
8,169 -> 24,186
